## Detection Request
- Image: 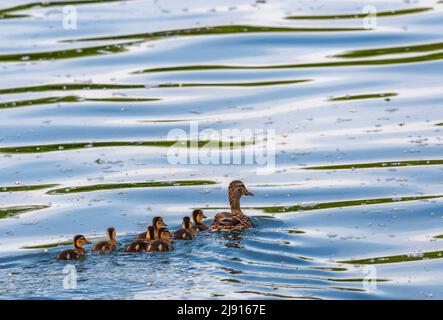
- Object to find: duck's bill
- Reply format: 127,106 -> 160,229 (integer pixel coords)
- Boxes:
85,240 -> 92,244
244,190 -> 254,196
202,214 -> 208,218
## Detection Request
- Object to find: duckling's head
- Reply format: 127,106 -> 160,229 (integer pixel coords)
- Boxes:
107,227 -> 116,240
157,227 -> 171,240
192,209 -> 207,224
147,226 -> 156,240
229,180 -> 254,197
74,235 -> 90,248
182,216 -> 192,230
152,216 -> 167,230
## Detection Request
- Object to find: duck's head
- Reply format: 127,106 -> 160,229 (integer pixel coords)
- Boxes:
147,226 -> 156,240
229,180 -> 254,198
107,227 -> 116,241
152,216 -> 167,230
192,209 -> 207,224
157,227 -> 171,240
74,235 -> 90,248
182,216 -> 192,230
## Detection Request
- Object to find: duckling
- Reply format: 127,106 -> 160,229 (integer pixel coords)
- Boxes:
91,227 -> 118,253
210,180 -> 254,232
191,209 -> 208,233
136,216 -> 166,240
147,227 -> 172,252
56,235 -> 90,260
124,226 -> 155,252
173,217 -> 193,240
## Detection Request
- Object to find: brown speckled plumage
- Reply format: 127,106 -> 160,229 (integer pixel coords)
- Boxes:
56,235 -> 90,260
137,216 -> 166,240
173,217 -> 193,240
147,227 -> 173,252
191,209 -> 208,233
91,227 -> 118,253
124,240 -> 150,252
125,226 -> 155,252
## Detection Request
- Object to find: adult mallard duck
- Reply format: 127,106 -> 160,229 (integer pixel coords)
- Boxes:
173,217 -> 193,240
136,216 -> 166,240
210,180 -> 254,232
56,235 -> 90,260
191,209 -> 208,233
91,227 -> 118,253
124,226 -> 155,252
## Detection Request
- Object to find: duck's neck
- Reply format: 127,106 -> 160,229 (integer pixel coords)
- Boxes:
75,247 -> 86,254
229,192 -> 243,215
108,235 -> 117,244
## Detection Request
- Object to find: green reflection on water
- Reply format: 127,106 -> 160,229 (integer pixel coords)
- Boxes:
46,180 -> 217,195
304,159 -> 443,170
0,140 -> 247,153
70,24 -> 367,42
329,92 -> 397,101
0,95 -> 160,108
340,250 -> 443,265
136,50 -> 443,73
0,0 -> 130,15
0,205 -> 49,219
335,41 -> 443,59
0,184 -> 58,192
0,83 -> 145,95
285,7 -> 432,20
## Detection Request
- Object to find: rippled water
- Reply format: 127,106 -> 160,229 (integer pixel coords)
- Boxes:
1,0 -> 443,300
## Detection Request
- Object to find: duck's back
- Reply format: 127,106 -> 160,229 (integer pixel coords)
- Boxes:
192,223 -> 208,233
57,249 -> 82,260
124,240 -> 149,252
147,240 -> 171,252
92,241 -> 116,253
135,232 -> 148,240
211,212 -> 250,231
173,229 -> 193,240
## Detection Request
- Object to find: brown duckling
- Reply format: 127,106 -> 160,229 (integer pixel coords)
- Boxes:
191,209 -> 208,233
136,216 -> 166,240
56,235 -> 90,260
173,217 -> 193,240
210,180 -> 254,232
124,226 -> 155,252
91,227 -> 118,253
147,227 -> 172,252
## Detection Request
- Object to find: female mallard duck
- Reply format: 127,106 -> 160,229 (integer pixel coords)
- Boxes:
56,235 -> 90,260
91,227 -> 118,253
147,227 -> 172,252
191,209 -> 208,233
173,217 -> 193,240
136,216 -> 166,240
210,180 -> 254,231
124,226 -> 155,252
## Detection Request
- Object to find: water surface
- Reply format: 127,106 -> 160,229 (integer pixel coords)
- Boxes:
1,0 -> 443,300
